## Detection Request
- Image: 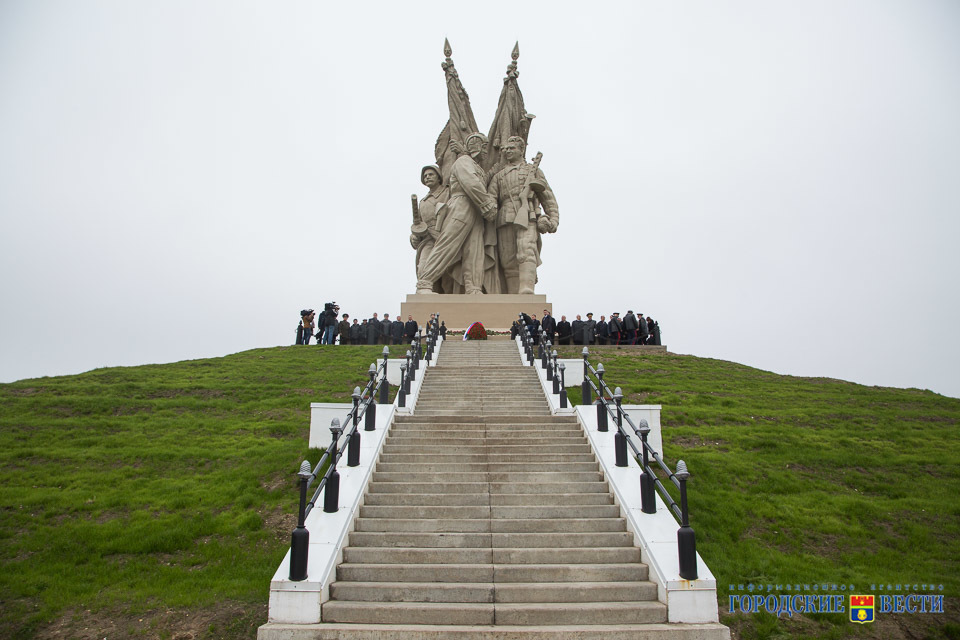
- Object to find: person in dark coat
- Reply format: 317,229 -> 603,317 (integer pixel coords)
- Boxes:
359,319 -> 369,344
349,319 -> 361,345
571,315 -> 583,345
391,317 -> 405,345
582,313 -> 597,345
404,315 -> 419,341
596,315 -> 609,345
296,320 -> 304,346
439,321 -> 447,339
540,309 -> 557,345
337,314 -> 351,345
556,315 -> 571,345
367,314 -> 381,345
637,313 -> 649,345
510,320 -> 520,340
378,314 -> 392,345
648,317 -> 661,345
608,312 -> 622,346
622,310 -> 638,345
527,314 -> 540,342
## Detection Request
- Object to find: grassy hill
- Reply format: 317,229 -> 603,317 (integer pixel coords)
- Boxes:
1,346 -> 958,640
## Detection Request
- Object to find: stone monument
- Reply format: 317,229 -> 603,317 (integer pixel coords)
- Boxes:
402,41 -> 556,329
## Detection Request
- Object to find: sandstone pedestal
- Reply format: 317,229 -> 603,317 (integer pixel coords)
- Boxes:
401,294 -> 551,330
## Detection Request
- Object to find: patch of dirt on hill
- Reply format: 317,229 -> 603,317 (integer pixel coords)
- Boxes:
37,601 -> 267,640
673,435 -> 729,450
262,506 -> 298,543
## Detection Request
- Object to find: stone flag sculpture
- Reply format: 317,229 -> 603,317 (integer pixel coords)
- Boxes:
411,41 -> 559,295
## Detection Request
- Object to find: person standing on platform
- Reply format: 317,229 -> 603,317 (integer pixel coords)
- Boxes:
639,313 -> 649,345
582,313 -> 597,346
380,314 -> 393,345
556,315 -> 571,346
541,309 -> 556,345
608,312 -> 623,346
623,310 -> 638,345
367,313 -> 381,345
596,315 -> 609,345
349,319 -> 361,345
404,315 -> 419,342
527,313 -> 541,343
392,315 -> 405,345
337,314 -> 351,345
572,315 -> 584,346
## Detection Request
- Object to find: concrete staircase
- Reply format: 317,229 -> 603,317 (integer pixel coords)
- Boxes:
298,340 -> 729,639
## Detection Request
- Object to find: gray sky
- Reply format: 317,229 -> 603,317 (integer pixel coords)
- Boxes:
2,1 -> 959,398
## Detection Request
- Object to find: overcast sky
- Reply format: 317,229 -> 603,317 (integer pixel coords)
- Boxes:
2,1 -> 959,398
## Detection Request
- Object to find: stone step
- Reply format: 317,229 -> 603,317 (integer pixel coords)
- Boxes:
321,600 -> 494,625
328,580 -> 657,604
336,563 -> 647,583
388,429 -> 587,446
340,546 -> 642,565
495,581 -> 658,603
383,445 -> 591,454
379,446 -> 592,454
329,581 -> 493,603
371,472 -> 605,483
346,531 -> 632,548
378,453 -> 595,462
353,518 -> 627,533
362,493 -> 614,507
388,427 -> 583,435
320,600 -> 666,626
367,482 -> 610,494
494,601 -> 666,626
364,493 -> 613,507
412,411 -> 551,417
375,463 -> 599,474
394,415 -> 578,423
259,622 -> 733,639
357,505 -> 622,520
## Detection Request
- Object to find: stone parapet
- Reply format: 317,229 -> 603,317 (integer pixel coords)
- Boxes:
401,293 -> 551,331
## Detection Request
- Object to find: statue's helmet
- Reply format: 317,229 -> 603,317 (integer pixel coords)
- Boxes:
420,165 -> 442,185
465,132 -> 489,155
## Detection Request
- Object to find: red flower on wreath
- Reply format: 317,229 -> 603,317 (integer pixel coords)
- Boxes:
464,321 -> 487,340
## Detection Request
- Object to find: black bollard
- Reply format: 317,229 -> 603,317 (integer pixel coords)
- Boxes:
613,387 -> 627,466
288,461 -> 311,580
675,460 -> 698,579
638,419 -> 656,513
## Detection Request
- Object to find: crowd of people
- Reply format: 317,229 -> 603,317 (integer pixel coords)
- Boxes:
296,305 -> 445,346
512,309 -> 662,346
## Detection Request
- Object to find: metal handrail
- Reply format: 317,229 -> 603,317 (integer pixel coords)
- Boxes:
518,313 -> 566,407
579,346 -> 699,580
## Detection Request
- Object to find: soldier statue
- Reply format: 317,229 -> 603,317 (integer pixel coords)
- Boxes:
410,164 -> 449,291
415,133 -> 497,294
489,135 -> 559,294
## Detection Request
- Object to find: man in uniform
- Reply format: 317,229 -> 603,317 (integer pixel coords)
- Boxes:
337,314 -> 351,345
489,136 -> 559,294
367,313 -> 381,345
381,314 -> 393,345
556,315 -> 571,346
416,133 -> 497,294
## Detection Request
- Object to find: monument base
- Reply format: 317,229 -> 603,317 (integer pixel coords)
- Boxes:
401,293 -> 551,331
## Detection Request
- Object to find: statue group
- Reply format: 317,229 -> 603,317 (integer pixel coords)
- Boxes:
411,41 -> 559,295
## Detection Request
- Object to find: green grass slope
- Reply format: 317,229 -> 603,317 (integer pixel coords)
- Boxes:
558,347 -> 960,639
1,346 -> 958,639
0,346 -> 389,639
